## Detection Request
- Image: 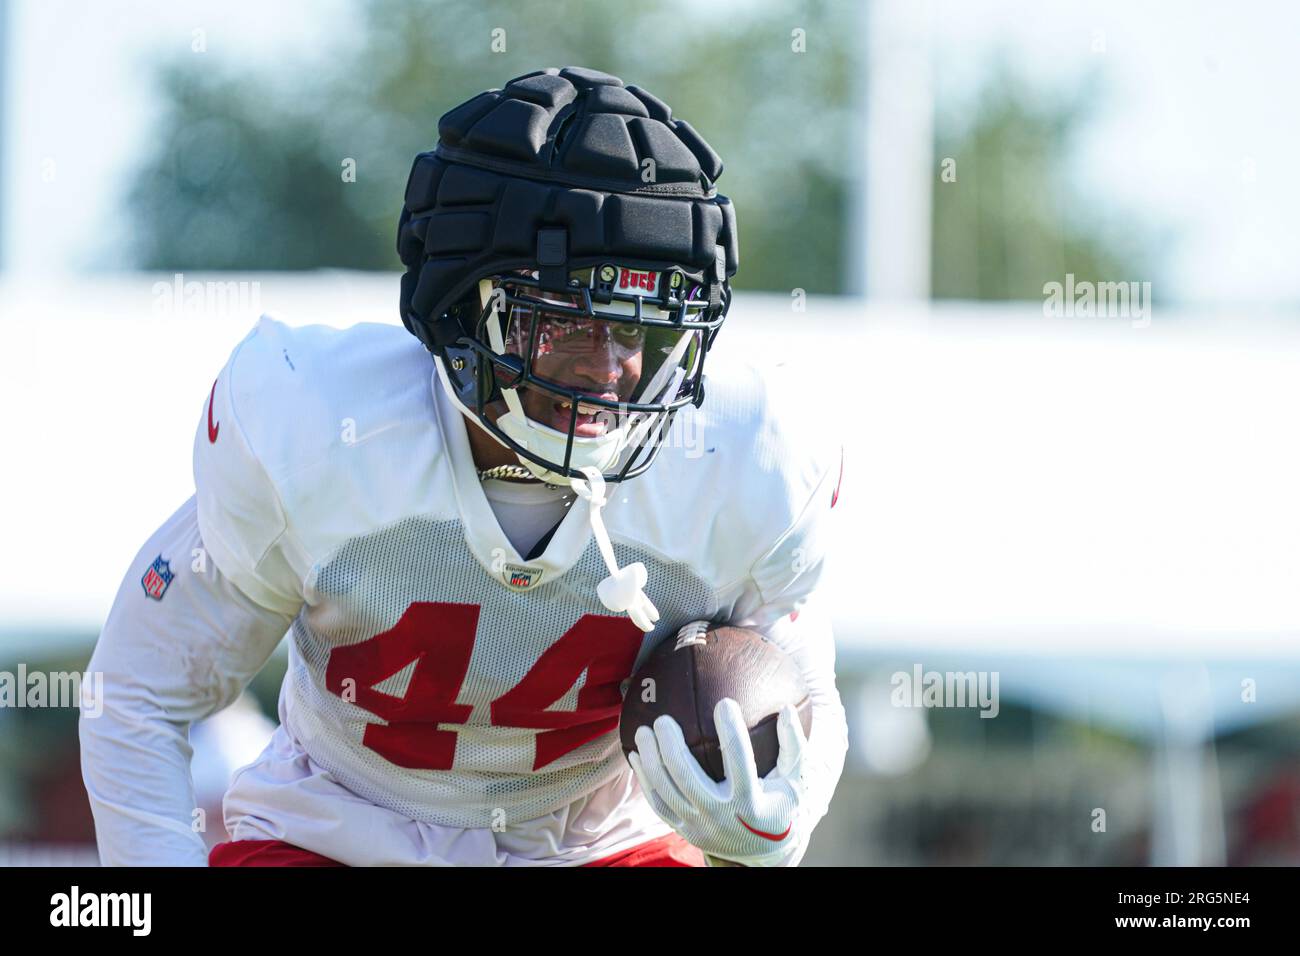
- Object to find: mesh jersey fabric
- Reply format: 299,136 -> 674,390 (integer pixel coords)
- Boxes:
281,513 -> 718,826
190,314 -> 842,861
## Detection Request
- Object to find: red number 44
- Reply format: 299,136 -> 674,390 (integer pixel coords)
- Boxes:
325,602 -> 644,772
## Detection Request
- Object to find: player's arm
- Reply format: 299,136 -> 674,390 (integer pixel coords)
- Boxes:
741,594 -> 847,866
631,446 -> 848,866
80,330 -> 307,865
79,496 -> 297,865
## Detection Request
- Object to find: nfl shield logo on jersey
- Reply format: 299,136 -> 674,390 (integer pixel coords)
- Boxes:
141,555 -> 175,601
502,562 -> 544,592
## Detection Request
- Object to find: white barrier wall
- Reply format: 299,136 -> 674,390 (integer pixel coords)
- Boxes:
2,273 -> 1299,663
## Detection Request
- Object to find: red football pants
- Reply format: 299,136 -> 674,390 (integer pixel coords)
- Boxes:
209,832 -> 705,867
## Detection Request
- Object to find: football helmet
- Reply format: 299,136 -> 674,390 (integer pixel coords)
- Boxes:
397,66 -> 738,484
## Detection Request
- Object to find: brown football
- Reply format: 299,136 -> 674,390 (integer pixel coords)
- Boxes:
619,623 -> 812,783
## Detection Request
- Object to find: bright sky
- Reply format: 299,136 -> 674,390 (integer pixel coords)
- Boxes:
2,0 -> 1298,306
931,0 -> 1300,306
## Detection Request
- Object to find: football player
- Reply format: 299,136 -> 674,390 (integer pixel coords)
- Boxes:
80,66 -> 847,867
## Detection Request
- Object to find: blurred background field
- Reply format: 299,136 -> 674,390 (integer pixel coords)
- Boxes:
2,0 -> 1299,865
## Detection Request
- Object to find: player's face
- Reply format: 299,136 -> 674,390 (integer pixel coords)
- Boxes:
502,298 -> 644,438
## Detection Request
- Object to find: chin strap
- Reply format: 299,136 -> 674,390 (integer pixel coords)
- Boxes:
570,466 -> 660,632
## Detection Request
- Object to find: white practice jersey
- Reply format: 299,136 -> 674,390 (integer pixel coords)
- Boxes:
81,313 -> 847,866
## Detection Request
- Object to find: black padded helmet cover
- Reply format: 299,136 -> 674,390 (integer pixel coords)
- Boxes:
397,66 -> 739,351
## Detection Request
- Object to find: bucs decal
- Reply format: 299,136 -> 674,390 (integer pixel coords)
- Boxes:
616,267 -> 659,295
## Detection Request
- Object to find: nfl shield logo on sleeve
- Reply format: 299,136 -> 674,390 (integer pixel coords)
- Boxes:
141,555 -> 175,601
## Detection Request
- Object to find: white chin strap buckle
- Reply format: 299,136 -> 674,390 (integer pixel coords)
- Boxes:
569,466 -> 660,632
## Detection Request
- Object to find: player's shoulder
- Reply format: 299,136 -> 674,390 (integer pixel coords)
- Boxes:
195,314 -> 448,576
684,358 -> 840,504
617,360 -> 841,579
214,313 -> 437,480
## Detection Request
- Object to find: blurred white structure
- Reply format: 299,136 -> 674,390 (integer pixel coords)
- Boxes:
3,273 -> 1299,865
5,273 -> 1297,658
858,0 -> 933,299
0,0 -> 9,270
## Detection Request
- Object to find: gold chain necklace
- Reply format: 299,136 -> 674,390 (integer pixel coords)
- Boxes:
477,463 -> 542,482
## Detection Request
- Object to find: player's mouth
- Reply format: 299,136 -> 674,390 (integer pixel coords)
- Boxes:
550,393 -> 620,437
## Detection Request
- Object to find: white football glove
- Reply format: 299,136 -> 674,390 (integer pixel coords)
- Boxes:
628,697 -> 809,867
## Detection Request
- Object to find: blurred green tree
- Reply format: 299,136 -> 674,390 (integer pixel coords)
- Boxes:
931,65 -> 1153,300
128,64 -> 393,270
125,0 -> 856,294
126,1 -> 1151,301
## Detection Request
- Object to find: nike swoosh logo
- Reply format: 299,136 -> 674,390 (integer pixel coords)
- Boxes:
207,379 -> 220,443
830,449 -> 843,508
737,815 -> 791,842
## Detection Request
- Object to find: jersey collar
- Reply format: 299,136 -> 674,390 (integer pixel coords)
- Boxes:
431,368 -> 597,590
